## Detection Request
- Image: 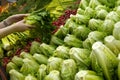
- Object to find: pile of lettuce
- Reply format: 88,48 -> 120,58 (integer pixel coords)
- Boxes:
5,0 -> 120,80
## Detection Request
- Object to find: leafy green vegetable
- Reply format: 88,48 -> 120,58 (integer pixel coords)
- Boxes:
91,41 -> 118,80
30,41 -> 41,55
88,0 -> 101,9
96,9 -> 108,19
37,64 -> 47,80
20,58 -> 39,75
25,10 -> 55,43
104,36 -> 120,56
73,25 -> 91,40
33,53 -> 48,64
47,57 -> 63,72
64,34 -> 83,48
9,69 -> 25,80
75,70 -> 103,80
77,8 -> 85,15
44,70 -> 61,80
50,36 -> 64,46
25,74 -> 37,80
105,11 -> 120,22
0,47 -> 4,58
99,19 -> 114,35
40,43 -> 55,56
69,47 -> 91,70
53,45 -> 70,59
95,5 -> 110,11
83,31 -> 107,49
20,52 -> 35,61
11,56 -> 23,67
84,7 -> 96,18
88,18 -> 103,31
70,14 -> 90,25
113,21 -> 120,40
79,0 -> 89,9
61,59 -> 77,80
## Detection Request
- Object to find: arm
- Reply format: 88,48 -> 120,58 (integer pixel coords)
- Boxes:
0,20 -> 34,39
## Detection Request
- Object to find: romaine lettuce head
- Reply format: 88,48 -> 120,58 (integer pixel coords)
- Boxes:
64,19 -> 79,34
88,19 -> 103,31
70,14 -> 90,25
77,8 -> 85,15
40,43 -> 55,57
83,31 -> 106,50
6,62 -> 19,73
44,70 -> 61,80
75,70 -> 103,80
30,41 -> 41,54
64,34 -> 83,48
96,9 -> 108,20
33,53 -> 48,65
116,6 -> 120,16
99,19 -> 114,35
20,58 -> 39,75
69,47 -> 91,69
84,7 -> 96,18
73,25 -> 91,40
25,74 -> 37,80
50,36 -> 64,46
47,57 -> 63,72
53,46 -> 70,59
37,64 -> 47,80
9,69 -> 25,80
104,36 -> 120,56
113,21 -> 120,40
105,11 -> 120,22
20,51 -> 35,61
61,59 -> 77,80
54,25 -> 69,39
88,0 -> 101,9
79,0 -> 89,10
95,5 -> 110,11
91,42 -> 118,80
11,56 -> 23,67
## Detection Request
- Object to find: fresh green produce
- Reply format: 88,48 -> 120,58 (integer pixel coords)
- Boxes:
47,57 -> 63,72
0,46 -> 4,59
39,43 -> 55,56
53,45 -> 70,59
104,36 -> 120,56
64,34 -> 83,48
25,10 -> 55,43
88,0 -> 101,9
20,52 -> 35,61
9,69 -> 25,80
84,7 -> 96,18
50,36 -> 64,46
25,74 -> 37,80
69,47 -> 91,70
77,8 -> 85,15
20,58 -> 39,75
105,11 -> 120,22
61,59 -> 77,80
70,14 -> 90,24
91,41 -> 118,80
79,0 -> 89,9
113,21 -> 120,40
83,31 -> 107,49
99,19 -> 114,35
75,70 -> 103,80
117,54 -> 120,80
95,5 -> 110,11
73,25 -> 91,40
88,18 -> 103,31
44,70 -> 61,80
30,41 -> 41,54
11,56 -> 23,67
36,64 -> 47,80
6,62 -> 19,73
96,9 -> 108,20
33,53 -> 48,65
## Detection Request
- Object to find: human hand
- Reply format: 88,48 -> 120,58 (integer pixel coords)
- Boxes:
5,14 -> 29,25
10,20 -> 34,32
